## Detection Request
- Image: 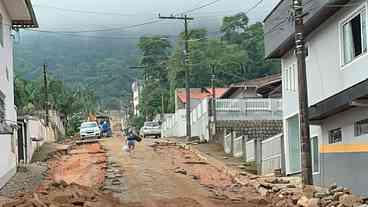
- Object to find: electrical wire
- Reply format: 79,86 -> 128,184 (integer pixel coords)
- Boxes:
181,0 -> 223,14
33,4 -> 148,17
29,19 -> 162,34
219,0 -> 264,32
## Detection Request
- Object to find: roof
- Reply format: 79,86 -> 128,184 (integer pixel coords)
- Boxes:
263,0 -> 283,23
264,0 -> 350,58
221,74 -> 281,98
4,0 -> 38,28
176,88 -> 228,104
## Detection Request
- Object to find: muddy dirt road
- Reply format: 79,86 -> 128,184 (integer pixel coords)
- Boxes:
100,129 -> 269,207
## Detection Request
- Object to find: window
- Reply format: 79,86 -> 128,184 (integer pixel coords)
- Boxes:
285,67 -> 289,90
355,118 -> 368,136
329,128 -> 342,144
342,8 -> 367,65
284,64 -> 296,91
0,14 -> 3,47
311,136 -> 319,173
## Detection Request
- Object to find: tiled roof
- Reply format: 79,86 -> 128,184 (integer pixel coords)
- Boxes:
176,88 -> 228,104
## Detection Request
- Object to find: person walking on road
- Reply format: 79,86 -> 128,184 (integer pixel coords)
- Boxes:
126,129 -> 141,154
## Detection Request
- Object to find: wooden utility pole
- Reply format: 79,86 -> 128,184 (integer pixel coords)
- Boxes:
159,14 -> 194,138
43,64 -> 49,126
293,0 -> 313,185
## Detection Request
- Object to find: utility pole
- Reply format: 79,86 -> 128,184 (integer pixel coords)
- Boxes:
43,64 -> 49,126
292,0 -> 313,186
159,14 -> 194,139
210,64 -> 217,142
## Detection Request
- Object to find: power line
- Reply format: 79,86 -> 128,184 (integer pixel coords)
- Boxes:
216,0 -> 265,33
181,0 -> 223,14
32,19 -> 163,34
33,4 -> 148,17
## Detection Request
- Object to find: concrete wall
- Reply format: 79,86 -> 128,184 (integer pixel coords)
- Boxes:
162,109 -> 186,138
0,134 -> 17,188
191,98 -> 210,141
261,134 -> 283,175
0,2 -> 17,189
26,118 -> 56,161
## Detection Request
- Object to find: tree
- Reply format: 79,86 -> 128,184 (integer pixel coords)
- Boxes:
136,36 -> 172,119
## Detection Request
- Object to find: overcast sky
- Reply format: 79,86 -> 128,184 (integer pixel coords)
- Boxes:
30,0 -> 280,36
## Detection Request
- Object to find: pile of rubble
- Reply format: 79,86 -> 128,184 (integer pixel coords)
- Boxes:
3,181 -> 122,207
296,184 -> 368,207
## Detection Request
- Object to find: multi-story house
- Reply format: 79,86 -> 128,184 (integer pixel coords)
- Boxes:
0,0 -> 38,187
264,0 -> 368,195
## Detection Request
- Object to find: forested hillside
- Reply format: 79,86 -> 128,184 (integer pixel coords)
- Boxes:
14,32 -> 140,108
14,12 -> 280,112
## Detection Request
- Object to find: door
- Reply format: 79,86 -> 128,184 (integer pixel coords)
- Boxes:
17,123 -> 25,162
287,115 -> 301,174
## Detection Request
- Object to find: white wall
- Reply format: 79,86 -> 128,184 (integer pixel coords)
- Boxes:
0,1 -> 17,189
26,118 -> 56,161
321,107 -> 368,145
162,109 -> 186,138
0,1 -> 15,123
190,98 -> 209,141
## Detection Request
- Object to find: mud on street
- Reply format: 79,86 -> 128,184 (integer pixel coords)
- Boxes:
2,119 -> 366,207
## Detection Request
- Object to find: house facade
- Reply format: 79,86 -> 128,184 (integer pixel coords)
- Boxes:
0,0 -> 37,188
265,0 -> 368,195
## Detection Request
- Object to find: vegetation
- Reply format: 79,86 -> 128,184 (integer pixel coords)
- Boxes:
135,13 -> 280,120
14,76 -> 97,135
14,32 -> 139,109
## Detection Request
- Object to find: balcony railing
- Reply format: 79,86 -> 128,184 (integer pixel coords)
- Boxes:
216,98 -> 282,121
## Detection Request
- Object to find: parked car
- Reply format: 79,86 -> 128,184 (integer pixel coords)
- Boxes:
79,121 -> 101,139
140,121 -> 161,138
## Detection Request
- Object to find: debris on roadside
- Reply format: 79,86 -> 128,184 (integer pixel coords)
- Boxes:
2,182 -> 122,207
154,138 -> 368,207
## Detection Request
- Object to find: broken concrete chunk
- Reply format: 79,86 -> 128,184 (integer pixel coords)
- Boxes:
175,169 -> 187,175
297,196 -> 309,207
339,194 -> 363,207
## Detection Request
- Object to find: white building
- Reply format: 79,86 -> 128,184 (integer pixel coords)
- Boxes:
265,0 -> 368,196
0,0 -> 38,188
132,80 -> 142,116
